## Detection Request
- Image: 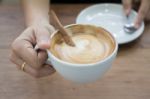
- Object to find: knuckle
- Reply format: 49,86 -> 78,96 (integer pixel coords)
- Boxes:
33,71 -> 41,78
11,39 -> 20,53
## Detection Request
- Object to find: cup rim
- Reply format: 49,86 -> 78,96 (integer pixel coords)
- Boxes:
47,24 -> 118,67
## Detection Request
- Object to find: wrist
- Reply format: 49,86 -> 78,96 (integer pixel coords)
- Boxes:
29,22 -> 55,35
26,16 -> 49,27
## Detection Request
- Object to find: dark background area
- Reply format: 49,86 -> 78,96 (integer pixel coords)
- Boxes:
51,0 -> 121,4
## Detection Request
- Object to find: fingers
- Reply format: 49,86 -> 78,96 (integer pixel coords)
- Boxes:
10,25 -> 56,78
37,65 -> 55,78
134,0 -> 150,28
35,25 -> 55,49
37,50 -> 48,66
11,27 -> 45,70
10,51 -> 55,78
12,37 -> 40,69
10,51 -> 39,77
122,0 -> 132,16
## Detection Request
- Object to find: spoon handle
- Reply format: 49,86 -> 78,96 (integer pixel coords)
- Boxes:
50,10 -> 75,46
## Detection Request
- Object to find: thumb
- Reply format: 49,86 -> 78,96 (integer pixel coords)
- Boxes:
35,26 -> 54,50
122,0 -> 132,16
134,0 -> 149,28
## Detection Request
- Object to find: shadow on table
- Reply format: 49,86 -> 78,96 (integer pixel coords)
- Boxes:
117,36 -> 142,56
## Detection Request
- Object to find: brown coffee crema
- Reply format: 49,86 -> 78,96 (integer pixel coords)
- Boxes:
50,24 -> 116,64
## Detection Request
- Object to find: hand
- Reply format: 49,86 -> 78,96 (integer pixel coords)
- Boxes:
10,24 -> 56,78
122,0 -> 150,28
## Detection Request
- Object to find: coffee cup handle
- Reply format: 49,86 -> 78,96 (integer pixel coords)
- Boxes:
34,45 -> 52,65
45,58 -> 52,65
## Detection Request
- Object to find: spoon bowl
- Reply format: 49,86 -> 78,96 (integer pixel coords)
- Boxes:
124,23 -> 137,33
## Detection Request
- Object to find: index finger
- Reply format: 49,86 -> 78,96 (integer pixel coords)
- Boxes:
134,0 -> 150,28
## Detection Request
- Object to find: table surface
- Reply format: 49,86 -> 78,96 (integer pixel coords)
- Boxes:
0,4 -> 150,99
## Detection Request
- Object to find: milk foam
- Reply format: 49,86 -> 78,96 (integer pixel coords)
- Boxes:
54,34 -> 111,64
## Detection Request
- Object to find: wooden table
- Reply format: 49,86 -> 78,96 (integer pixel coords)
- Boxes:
0,4 -> 150,99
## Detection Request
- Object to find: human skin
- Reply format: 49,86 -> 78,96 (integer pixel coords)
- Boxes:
122,0 -> 150,28
10,0 -> 56,78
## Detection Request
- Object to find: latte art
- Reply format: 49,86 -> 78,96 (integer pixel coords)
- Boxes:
54,34 -> 111,64
50,24 -> 115,64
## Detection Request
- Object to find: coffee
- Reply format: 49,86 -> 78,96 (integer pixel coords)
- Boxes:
50,24 -> 115,64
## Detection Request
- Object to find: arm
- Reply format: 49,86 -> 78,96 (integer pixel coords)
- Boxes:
22,0 -> 50,26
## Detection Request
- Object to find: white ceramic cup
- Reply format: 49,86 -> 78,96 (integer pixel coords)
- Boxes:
47,24 -> 118,83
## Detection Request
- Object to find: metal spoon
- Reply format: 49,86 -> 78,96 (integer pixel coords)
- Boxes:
123,15 -> 138,33
124,23 -> 137,33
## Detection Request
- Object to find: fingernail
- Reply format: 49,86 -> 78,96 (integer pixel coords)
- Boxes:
39,39 -> 50,45
38,38 -> 50,49
40,37 -> 50,43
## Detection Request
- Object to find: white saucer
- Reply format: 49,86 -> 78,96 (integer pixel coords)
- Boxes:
76,4 -> 144,44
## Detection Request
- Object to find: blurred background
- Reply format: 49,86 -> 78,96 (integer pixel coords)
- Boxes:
1,0 -> 121,4
1,0 -> 19,4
